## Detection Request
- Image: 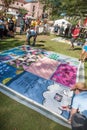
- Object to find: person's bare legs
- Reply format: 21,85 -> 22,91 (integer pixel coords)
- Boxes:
82,52 -> 87,62
32,35 -> 37,46
71,43 -> 74,49
79,50 -> 85,61
70,38 -> 75,50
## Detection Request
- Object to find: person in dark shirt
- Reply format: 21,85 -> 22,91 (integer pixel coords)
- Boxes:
8,18 -> 14,32
8,17 -> 14,37
26,26 -> 37,46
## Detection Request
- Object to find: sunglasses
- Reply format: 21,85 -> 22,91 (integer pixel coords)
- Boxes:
74,88 -> 83,91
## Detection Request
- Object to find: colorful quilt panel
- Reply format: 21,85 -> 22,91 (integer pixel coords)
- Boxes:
51,63 -> 77,87
0,62 -> 23,84
26,56 -> 60,79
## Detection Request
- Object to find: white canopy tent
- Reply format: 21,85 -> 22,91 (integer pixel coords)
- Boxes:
54,19 -> 71,27
6,11 -> 19,16
25,14 -> 36,19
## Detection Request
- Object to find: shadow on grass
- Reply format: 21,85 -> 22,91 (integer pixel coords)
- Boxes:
74,47 -> 82,50
39,40 -> 46,43
0,38 -> 25,52
84,75 -> 87,81
36,44 -> 45,47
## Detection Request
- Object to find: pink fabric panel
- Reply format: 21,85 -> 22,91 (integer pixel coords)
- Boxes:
51,64 -> 77,87
26,57 -> 59,79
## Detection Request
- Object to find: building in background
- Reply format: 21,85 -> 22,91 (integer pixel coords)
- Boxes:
0,0 -> 44,19
0,0 -> 26,15
24,0 -> 43,19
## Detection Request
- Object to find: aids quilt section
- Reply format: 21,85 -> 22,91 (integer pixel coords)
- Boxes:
0,45 -> 83,126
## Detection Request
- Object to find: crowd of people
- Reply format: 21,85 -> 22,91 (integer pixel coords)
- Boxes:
0,16 -> 87,61
0,15 -> 42,39
0,15 -> 51,48
0,16 -> 17,39
54,19 -> 87,62
54,20 -> 87,39
0,15 -> 48,46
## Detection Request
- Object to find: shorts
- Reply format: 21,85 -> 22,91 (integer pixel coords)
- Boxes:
71,113 -> 87,129
26,33 -> 37,41
71,38 -> 76,44
83,45 -> 87,52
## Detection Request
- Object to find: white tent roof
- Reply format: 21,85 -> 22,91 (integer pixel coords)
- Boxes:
25,14 -> 35,19
6,12 -> 19,16
54,19 -> 71,26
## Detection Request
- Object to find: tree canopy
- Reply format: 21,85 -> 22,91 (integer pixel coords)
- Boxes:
60,0 -> 87,17
39,0 -> 87,19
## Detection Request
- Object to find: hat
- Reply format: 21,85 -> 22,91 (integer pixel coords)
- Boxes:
71,82 -> 87,91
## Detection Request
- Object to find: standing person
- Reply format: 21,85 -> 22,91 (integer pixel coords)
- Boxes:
12,16 -> 16,32
54,24 -> 59,34
68,25 -> 73,38
26,26 -> 37,46
20,17 -> 24,35
79,40 -> 87,62
62,82 -> 87,130
70,25 -> 80,50
64,24 -> 70,37
43,22 -> 48,35
0,17 -> 4,39
25,18 -> 29,31
8,17 -> 14,37
59,22 -> 64,36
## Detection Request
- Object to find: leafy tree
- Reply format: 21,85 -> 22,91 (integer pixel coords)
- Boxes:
39,0 -> 87,20
39,0 -> 61,19
19,8 -> 28,16
60,0 -> 87,17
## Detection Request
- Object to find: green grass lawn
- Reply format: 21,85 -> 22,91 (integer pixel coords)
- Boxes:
0,34 -> 87,130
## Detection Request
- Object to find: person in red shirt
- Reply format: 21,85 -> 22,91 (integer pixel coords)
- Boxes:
70,25 -> 80,50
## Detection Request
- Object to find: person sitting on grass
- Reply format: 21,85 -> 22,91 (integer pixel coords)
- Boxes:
26,26 -> 37,46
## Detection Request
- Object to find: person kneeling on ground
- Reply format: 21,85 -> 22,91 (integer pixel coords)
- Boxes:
61,82 -> 87,130
26,26 -> 37,46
